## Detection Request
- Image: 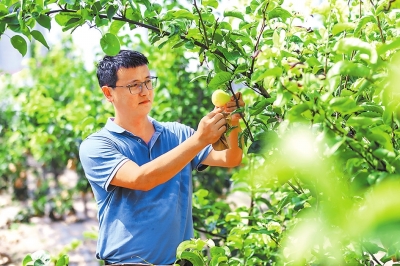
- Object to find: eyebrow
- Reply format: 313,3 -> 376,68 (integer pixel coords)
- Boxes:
127,76 -> 152,83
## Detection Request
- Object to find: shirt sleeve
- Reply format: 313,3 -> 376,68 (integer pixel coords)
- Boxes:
79,135 -> 129,192
186,127 -> 213,172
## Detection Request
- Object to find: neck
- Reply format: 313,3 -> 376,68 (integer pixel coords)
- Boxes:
114,114 -> 152,135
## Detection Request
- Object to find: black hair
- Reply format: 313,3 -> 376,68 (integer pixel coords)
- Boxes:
96,50 -> 149,87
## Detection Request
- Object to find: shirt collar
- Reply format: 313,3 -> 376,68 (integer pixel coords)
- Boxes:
105,117 -> 164,135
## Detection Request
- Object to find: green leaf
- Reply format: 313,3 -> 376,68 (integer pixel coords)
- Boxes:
268,7 -> 292,21
329,97 -> 362,114
218,47 -> 241,61
55,13 -> 78,26
203,0 -> 219,8
36,14 -> 51,30
248,131 -> 278,154
22,255 -> 33,266
208,71 -> 232,89
252,67 -> 283,83
333,37 -> 378,64
33,259 -> 45,266
172,9 -> 196,20
327,61 -> 370,79
234,64 -> 248,75
10,35 -> 27,56
346,116 -> 382,128
224,10 -> 244,20
287,102 -> 312,121
31,30 -> 49,49
354,15 -> 375,36
81,116 -> 95,129
189,75 -> 207,83
107,5 -> 117,20
56,255 -> 66,266
100,33 -> 120,56
332,22 -> 356,35
249,98 -> 272,116
372,148 -> 396,161
177,240 -> 207,255
180,251 -> 205,266
109,20 -> 125,35
377,36 -> 400,55
0,3 -> 8,16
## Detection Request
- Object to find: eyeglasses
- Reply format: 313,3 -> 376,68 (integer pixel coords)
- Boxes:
112,76 -> 158,95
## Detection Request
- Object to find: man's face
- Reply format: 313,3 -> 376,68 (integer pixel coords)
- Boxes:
107,65 -> 154,117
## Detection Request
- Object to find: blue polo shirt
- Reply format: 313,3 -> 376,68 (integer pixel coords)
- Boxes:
79,117 -> 212,265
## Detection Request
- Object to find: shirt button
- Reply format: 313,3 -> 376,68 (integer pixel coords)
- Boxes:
137,139 -> 141,143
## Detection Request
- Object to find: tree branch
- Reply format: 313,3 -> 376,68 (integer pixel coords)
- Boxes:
193,0 -> 210,48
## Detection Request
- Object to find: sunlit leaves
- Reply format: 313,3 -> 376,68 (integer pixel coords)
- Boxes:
332,22 -> 356,35
327,60 -> 371,78
329,97 -> 362,114
333,37 -> 378,64
224,10 -> 244,20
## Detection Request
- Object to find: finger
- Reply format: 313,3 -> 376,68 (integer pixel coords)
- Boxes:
213,113 -> 226,123
208,107 -> 224,117
231,113 -> 242,120
216,122 -> 227,132
230,92 -> 242,101
226,101 -> 243,108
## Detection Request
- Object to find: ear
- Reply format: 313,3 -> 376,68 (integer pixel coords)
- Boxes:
101,86 -> 113,102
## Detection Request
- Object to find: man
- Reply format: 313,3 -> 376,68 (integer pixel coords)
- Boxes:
79,50 -> 244,265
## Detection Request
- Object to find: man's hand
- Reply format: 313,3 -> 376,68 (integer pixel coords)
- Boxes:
196,108 -> 227,145
223,92 -> 244,123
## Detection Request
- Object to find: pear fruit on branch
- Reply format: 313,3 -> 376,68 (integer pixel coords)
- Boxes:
211,89 -> 232,151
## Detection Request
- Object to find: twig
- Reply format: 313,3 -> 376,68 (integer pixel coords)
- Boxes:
227,83 -> 255,142
369,0 -> 385,43
193,0 -> 210,48
287,181 -> 302,194
194,227 -> 227,239
249,2 -> 269,77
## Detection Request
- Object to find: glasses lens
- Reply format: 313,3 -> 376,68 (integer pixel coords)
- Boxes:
128,85 -> 140,95
128,77 -> 157,95
147,77 -> 157,90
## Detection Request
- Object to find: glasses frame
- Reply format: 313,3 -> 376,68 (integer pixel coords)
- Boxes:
112,76 -> 158,95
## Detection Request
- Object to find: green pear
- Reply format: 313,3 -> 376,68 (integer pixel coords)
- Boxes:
212,89 -> 231,107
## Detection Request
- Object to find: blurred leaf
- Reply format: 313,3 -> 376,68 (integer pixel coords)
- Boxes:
329,97 -> 363,114
333,37 -> 377,64
327,60 -> 371,78
268,7 -> 292,21
332,22 -> 356,35
224,10 -> 244,20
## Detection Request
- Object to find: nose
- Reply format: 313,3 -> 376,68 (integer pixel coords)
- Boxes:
139,83 -> 150,96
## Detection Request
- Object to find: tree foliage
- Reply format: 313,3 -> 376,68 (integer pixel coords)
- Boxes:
2,0 -> 400,265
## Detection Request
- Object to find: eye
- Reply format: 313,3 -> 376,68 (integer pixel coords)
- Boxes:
129,83 -> 140,88
144,79 -> 152,85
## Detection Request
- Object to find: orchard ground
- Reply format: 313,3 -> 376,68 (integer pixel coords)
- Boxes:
0,167 -> 251,266
0,168 -> 99,266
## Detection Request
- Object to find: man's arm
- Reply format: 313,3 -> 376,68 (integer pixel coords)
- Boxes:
201,120 -> 243,168
110,109 -> 226,191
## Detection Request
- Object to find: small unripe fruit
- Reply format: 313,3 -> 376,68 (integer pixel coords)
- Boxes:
211,89 -> 231,107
